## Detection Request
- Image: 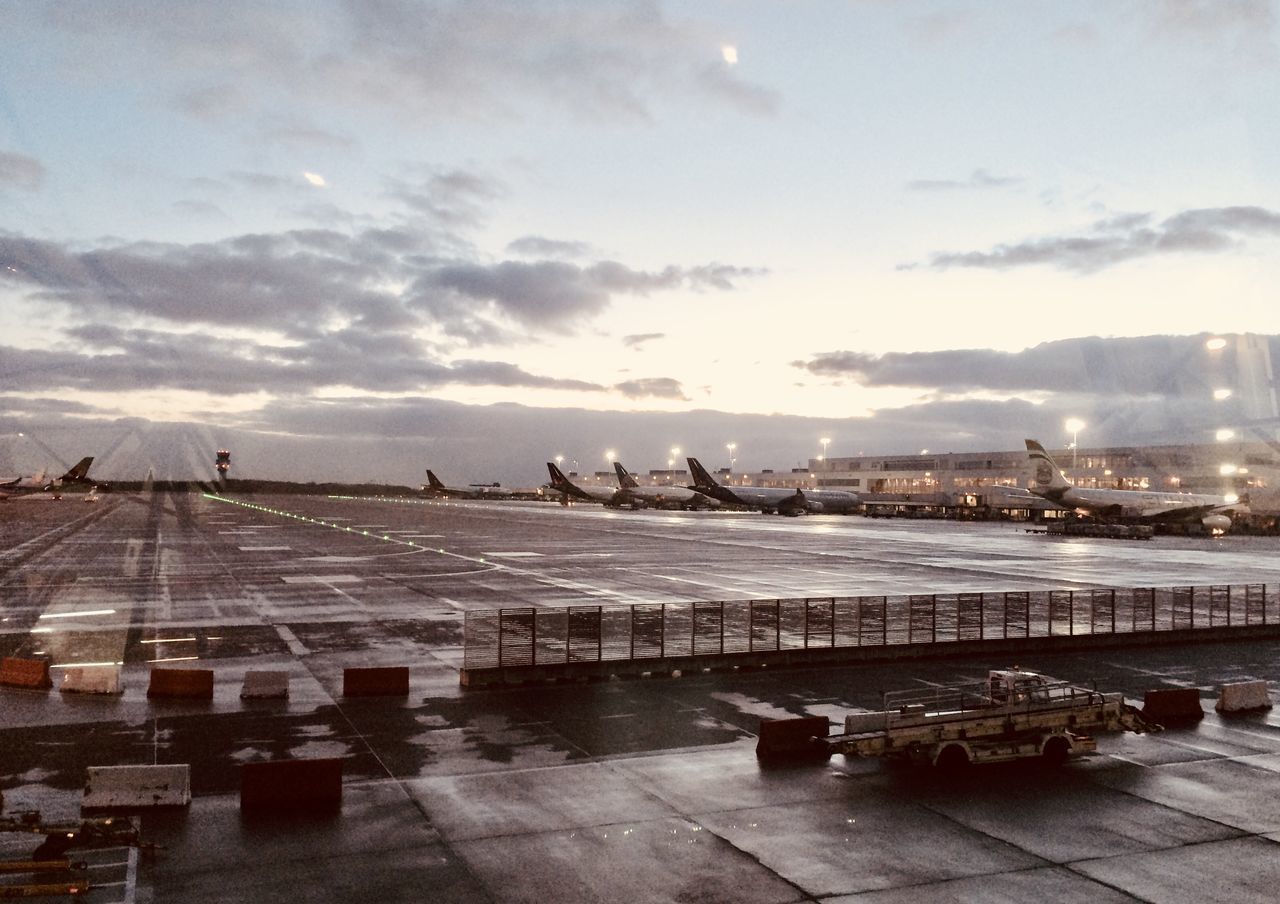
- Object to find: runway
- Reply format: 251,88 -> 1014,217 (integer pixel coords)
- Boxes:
4,492 -> 1280,902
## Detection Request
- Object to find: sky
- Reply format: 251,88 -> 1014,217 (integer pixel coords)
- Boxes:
3,1 -> 1280,484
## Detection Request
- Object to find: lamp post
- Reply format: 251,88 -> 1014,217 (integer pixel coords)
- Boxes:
726,442 -> 737,473
820,436 -> 830,466
1065,418 -> 1085,469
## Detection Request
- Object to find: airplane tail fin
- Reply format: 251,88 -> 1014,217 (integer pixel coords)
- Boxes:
1025,439 -> 1072,491
686,456 -> 719,489
546,461 -> 572,489
425,469 -> 447,491
613,461 -> 638,488
60,457 -> 94,483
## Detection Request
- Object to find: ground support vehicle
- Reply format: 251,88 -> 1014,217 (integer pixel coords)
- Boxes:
830,669 -> 1155,768
759,669 -> 1156,768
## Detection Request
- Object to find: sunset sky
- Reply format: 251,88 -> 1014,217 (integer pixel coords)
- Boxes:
3,1 -> 1279,483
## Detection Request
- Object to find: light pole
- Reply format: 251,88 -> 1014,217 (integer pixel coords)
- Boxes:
1065,418 -> 1085,469
820,436 -> 830,466
726,442 -> 737,474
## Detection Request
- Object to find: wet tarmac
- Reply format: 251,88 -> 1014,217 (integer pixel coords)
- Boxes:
3,492 -> 1280,902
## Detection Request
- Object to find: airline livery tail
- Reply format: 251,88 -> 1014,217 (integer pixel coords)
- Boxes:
613,462 -> 639,489
1025,441 -> 1072,495
686,456 -> 720,489
425,469 -> 448,491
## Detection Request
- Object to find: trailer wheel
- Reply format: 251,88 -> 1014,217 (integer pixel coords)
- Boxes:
1042,735 -> 1070,766
935,744 -> 970,772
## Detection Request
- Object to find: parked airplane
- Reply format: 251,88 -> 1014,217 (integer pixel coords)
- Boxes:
546,462 -> 622,506
686,456 -> 860,515
422,469 -> 511,499
612,462 -> 717,510
0,457 -> 95,501
1025,439 -> 1247,533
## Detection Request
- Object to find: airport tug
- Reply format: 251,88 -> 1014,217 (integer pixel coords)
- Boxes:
758,668 -> 1157,769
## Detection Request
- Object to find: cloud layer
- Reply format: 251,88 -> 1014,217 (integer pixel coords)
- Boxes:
908,206 -> 1280,273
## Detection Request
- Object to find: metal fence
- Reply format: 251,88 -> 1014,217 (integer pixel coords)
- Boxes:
463,583 -> 1278,672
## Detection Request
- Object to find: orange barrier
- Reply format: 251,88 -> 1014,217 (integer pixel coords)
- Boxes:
1142,687 -> 1204,723
343,666 -> 409,697
756,715 -> 831,762
147,668 -> 214,700
0,657 -> 52,690
240,758 -> 343,814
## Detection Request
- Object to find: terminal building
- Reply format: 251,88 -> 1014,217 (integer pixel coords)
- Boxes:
571,440 -> 1277,528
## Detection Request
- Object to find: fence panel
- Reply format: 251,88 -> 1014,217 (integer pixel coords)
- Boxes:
535,609 -> 569,664
1005,592 -> 1030,638
909,595 -> 936,644
750,600 -> 780,652
1089,589 -> 1115,634
662,603 -> 693,658
601,607 -> 634,661
934,594 -> 958,643
1172,587 -> 1194,630
859,596 -> 886,646
1131,588 -> 1155,633
1049,590 -> 1073,636
834,597 -> 859,647
723,601 -> 752,654
779,598 -> 808,650
568,607 -> 603,662
805,598 -> 835,648
957,593 -> 983,641
630,605 -> 666,659
1210,585 -> 1231,627
499,608 -> 535,667
693,601 -> 725,656
464,610 -> 501,669
1246,584 -> 1268,625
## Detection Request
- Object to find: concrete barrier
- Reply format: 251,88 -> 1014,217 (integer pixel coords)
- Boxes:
82,764 -> 191,809
0,657 -> 52,690
1216,680 -> 1272,713
60,665 -> 122,695
240,670 -> 289,699
1142,687 -> 1204,723
240,758 -> 343,815
147,667 -> 214,700
756,715 -> 831,763
343,666 -> 409,697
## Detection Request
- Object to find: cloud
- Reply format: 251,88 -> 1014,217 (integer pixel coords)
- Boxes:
33,1 -> 780,125
418,259 -> 760,336
910,205 -> 1280,272
622,332 -> 664,349
171,199 -> 229,220
171,83 -> 246,120
0,151 -> 46,191
613,377 -> 688,400
506,236 -> 596,259
905,168 -> 1022,192
260,123 -> 357,152
0,324 -> 602,398
795,335 -> 1278,423
386,169 -> 506,230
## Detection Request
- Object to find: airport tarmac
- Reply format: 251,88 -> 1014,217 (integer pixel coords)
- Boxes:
4,492 -> 1280,902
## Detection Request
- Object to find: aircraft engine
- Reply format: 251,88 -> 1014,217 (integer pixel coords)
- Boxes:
1202,513 -> 1232,534
805,500 -> 825,514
